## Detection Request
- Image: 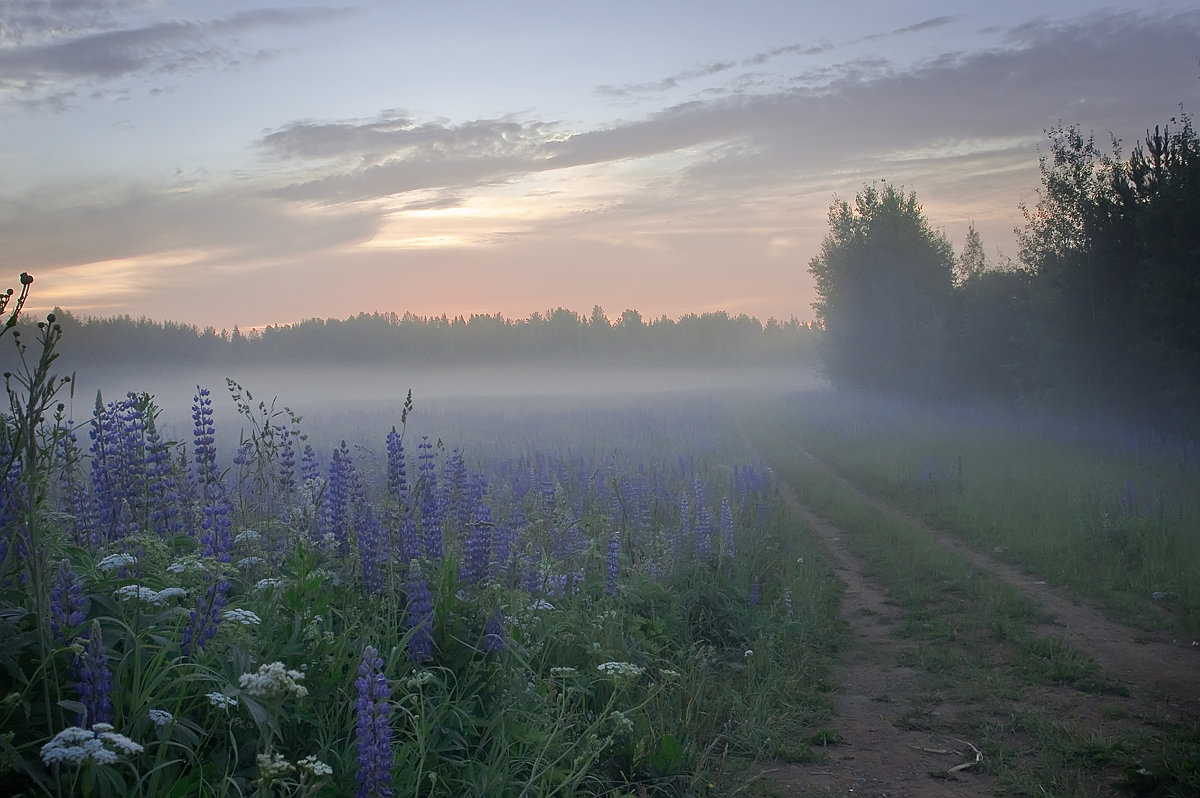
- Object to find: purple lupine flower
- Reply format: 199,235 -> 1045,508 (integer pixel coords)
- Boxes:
439,448 -> 469,531
88,394 -> 148,544
356,504 -> 387,595
489,517 -> 519,587
748,579 -> 762,608
354,645 -> 393,798
50,559 -> 86,644
673,492 -> 690,563
275,424 -> 297,497
385,428 -> 407,508
694,478 -> 714,561
145,414 -> 183,537
415,438 -> 442,559
300,444 -> 320,485
320,441 -> 361,553
53,418 -> 92,547
199,496 -> 233,563
191,388 -> 219,492
522,561 -> 544,596
719,497 -> 736,559
180,580 -> 230,659
396,514 -> 420,564
483,609 -> 505,654
232,444 -> 250,467
404,562 -> 435,665
458,504 -> 491,592
75,620 -> 113,725
605,530 -> 620,597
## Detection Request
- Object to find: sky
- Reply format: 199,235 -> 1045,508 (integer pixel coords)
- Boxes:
1,1 -> 1198,331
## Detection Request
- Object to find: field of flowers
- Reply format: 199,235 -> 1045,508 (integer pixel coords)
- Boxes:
0,296 -> 838,796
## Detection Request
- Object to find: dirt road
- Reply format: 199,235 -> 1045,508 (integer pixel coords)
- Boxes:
754,449 -> 1200,798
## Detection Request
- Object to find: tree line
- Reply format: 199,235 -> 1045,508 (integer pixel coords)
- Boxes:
809,110 -> 1200,435
26,306 -> 818,371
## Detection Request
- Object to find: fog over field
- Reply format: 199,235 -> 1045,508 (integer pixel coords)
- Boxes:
67,363 -> 825,453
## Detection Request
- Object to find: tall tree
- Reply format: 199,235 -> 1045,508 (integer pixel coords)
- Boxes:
808,183 -> 956,395
1018,114 -> 1200,427
955,222 -> 988,285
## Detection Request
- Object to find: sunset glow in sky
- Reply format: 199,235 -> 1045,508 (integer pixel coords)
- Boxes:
2,1 -> 1198,329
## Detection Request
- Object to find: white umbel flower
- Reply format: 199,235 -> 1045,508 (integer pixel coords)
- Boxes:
97,553 -> 136,573
596,661 -> 644,678
41,724 -> 144,766
222,608 -> 262,626
239,662 -> 308,699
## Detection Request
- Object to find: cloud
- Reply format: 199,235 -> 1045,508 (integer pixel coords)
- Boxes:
0,4 -> 353,103
258,8 -> 1199,210
743,42 -> 833,66
596,60 -> 738,98
0,180 -> 380,278
0,1 -> 151,46
861,15 -> 957,41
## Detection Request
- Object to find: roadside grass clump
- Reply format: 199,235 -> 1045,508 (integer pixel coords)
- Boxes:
766,390 -> 1200,634
0,277 -> 841,797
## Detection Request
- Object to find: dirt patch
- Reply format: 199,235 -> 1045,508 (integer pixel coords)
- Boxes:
749,451 -> 1200,797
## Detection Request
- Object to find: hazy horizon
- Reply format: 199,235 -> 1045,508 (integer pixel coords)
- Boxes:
62,362 -> 827,457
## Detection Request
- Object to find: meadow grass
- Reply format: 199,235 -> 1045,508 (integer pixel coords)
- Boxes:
762,391 -> 1200,633
0,317 -> 842,797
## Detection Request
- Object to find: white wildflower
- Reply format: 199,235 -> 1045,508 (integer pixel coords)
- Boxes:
206,692 -> 238,709
404,670 -> 437,690
239,662 -> 307,699
166,558 -> 204,575
254,578 -> 285,591
528,598 -> 555,611
97,553 -> 136,573
256,751 -> 294,778
234,529 -> 261,544
550,667 -> 577,677
744,649 -> 753,658
298,754 -> 333,776
236,556 -> 264,569
609,710 -> 635,734
115,585 -> 187,606
596,661 -> 643,678
147,709 -> 173,726
41,724 -> 143,766
223,608 -> 262,626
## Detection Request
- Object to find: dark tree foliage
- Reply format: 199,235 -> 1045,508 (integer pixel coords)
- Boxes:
11,306 -> 817,373
808,183 -> 956,395
812,108 -> 1199,435
949,268 -> 1043,404
1018,113 -> 1200,428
